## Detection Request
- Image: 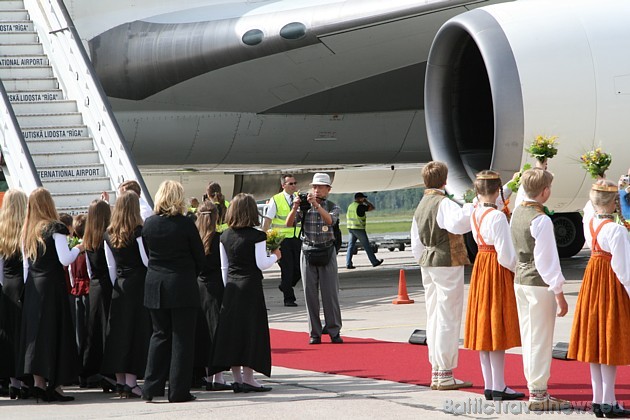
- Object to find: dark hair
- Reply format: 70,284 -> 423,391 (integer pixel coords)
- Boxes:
59,212 -> 73,228
84,199 -> 111,251
73,214 -> 87,239
195,201 -> 218,254
225,193 -> 260,228
422,161 -> 448,189
119,180 -> 142,196
281,174 -> 295,184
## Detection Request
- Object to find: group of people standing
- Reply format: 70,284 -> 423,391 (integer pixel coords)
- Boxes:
412,161 -> 630,417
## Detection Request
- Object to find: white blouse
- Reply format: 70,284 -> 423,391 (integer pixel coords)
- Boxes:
22,233 -> 81,283
104,237 -> 149,286
470,206 -> 517,272
219,241 -> 278,286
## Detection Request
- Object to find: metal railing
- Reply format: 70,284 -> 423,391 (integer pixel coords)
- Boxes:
0,82 -> 42,194
24,0 -> 153,207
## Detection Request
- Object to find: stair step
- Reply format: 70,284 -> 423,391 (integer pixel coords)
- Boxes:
0,31 -> 36,42
0,55 -> 48,66
31,150 -> 100,165
44,177 -> 112,194
27,137 -> 95,153
2,76 -> 56,90
16,112 -> 83,127
38,163 -> 106,181
0,10 -> 28,20
0,2 -> 26,11
0,43 -> 42,54
12,100 -> 77,114
0,65 -> 52,78
52,191 -> 115,210
7,89 -> 62,102
22,125 -> 87,140
0,21 -> 31,31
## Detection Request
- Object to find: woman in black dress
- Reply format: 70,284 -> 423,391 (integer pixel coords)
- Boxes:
102,191 -> 151,398
212,193 -> 280,393
18,187 -> 82,402
142,180 -> 205,403
81,199 -> 115,392
0,189 -> 28,399
193,201 -> 230,390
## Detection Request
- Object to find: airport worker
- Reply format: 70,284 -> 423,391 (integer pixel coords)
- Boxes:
410,161 -> 473,390
262,174 -> 301,307
569,180 -> 630,418
286,173 -> 343,345
509,168 -> 570,411
0,189 -> 28,399
18,188 -> 83,402
211,193 -> 280,392
464,171 -> 524,401
206,182 -> 230,232
345,192 -> 383,269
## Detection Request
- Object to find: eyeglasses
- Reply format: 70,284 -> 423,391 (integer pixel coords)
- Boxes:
285,182 -> 297,185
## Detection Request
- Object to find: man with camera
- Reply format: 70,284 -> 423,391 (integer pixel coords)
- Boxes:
286,173 -> 343,345
262,174 -> 301,307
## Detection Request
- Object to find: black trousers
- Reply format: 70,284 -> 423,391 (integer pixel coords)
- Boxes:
278,237 -> 302,303
144,306 -> 197,402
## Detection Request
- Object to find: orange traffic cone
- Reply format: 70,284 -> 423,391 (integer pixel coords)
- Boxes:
393,269 -> 414,304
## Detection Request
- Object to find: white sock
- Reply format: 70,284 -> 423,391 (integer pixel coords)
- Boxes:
489,350 -> 506,392
125,373 -> 137,388
115,373 -> 125,386
601,364 -> 617,405
231,366 -> 243,383
590,363 -> 603,404
10,378 -> 21,388
243,367 -> 261,387
213,372 -> 225,384
479,351 -> 492,390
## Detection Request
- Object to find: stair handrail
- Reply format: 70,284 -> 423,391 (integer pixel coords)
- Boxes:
0,82 -> 42,194
24,0 -> 154,208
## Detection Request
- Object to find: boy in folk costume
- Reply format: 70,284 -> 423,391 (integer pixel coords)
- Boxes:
510,168 -> 569,411
569,180 -> 630,418
464,171 -> 524,401
410,161 -> 473,390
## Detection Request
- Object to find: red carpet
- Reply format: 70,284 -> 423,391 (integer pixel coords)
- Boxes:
270,329 -> 630,402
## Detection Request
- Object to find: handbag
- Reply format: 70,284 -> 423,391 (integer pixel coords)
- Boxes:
302,242 -> 334,266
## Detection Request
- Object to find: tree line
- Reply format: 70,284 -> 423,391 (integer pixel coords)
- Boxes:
329,187 -> 424,213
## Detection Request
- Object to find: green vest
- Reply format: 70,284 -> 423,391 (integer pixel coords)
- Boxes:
510,203 -> 547,287
413,191 -> 470,267
346,201 -> 366,230
271,192 -> 299,238
216,199 -> 230,233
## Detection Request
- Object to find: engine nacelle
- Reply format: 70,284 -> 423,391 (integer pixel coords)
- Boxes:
425,0 -> 630,212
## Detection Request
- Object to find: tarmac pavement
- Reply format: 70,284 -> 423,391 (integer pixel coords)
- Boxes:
0,247 -> 592,419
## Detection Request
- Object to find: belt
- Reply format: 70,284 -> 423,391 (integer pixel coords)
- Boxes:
303,239 -> 334,248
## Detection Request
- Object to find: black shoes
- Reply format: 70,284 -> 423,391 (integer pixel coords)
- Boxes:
372,259 -> 384,267
169,394 -> 196,403
241,383 -> 272,393
346,265 -> 356,269
491,387 -> 525,401
599,403 -> 630,418
309,337 -> 321,344
331,334 -> 344,344
48,388 -> 75,402
210,382 -> 233,391
284,301 -> 298,307
122,384 -> 142,399
484,389 -> 492,400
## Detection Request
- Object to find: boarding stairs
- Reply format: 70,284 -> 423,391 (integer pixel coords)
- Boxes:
0,0 -> 151,213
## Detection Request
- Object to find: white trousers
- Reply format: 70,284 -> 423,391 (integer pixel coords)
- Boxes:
514,284 -> 557,393
421,266 -> 464,371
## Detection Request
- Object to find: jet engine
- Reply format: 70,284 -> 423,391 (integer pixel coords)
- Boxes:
424,0 -> 630,257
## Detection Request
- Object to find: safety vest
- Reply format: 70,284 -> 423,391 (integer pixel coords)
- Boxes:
346,201 -> 366,230
216,199 -> 230,232
271,192 -> 299,238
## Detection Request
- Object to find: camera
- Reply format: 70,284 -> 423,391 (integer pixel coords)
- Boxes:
298,192 -> 311,211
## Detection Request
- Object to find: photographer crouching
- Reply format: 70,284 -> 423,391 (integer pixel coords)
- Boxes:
286,173 -> 343,345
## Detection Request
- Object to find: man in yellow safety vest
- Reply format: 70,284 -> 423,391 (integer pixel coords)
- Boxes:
346,192 -> 383,269
262,174 -> 301,306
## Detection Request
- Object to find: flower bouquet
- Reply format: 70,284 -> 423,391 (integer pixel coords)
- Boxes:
266,228 -> 285,252
463,189 -> 476,204
506,163 -> 532,193
581,148 -> 612,179
526,135 -> 558,163
68,236 -> 80,249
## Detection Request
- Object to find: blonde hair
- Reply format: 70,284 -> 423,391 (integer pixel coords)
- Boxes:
0,189 -> 28,258
195,201 -> 218,254
84,199 -> 111,251
422,161 -> 448,189
521,168 -> 553,199
590,180 -> 618,209
225,193 -> 260,228
107,191 -> 143,248
21,188 -> 60,261
154,180 -> 186,216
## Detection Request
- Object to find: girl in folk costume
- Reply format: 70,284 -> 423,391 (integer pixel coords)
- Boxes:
464,171 -> 524,401
568,180 -> 630,418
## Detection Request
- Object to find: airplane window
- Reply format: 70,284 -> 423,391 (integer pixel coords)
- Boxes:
280,22 -> 306,40
242,29 -> 264,46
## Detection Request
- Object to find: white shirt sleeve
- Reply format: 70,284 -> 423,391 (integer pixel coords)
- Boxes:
104,241 -> 117,286
530,215 -> 565,294
582,202 -> 595,250
219,242 -> 228,286
264,198 -> 277,220
54,233 -> 80,266
22,245 -> 28,283
514,185 -> 527,208
137,237 -> 149,267
69,263 -> 75,287
255,240 -> 278,270
490,211 -> 517,272
595,221 -> 630,296
0,257 -> 4,286
410,217 -> 423,261
437,199 -> 472,234
139,196 -> 154,221
85,254 -> 93,279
